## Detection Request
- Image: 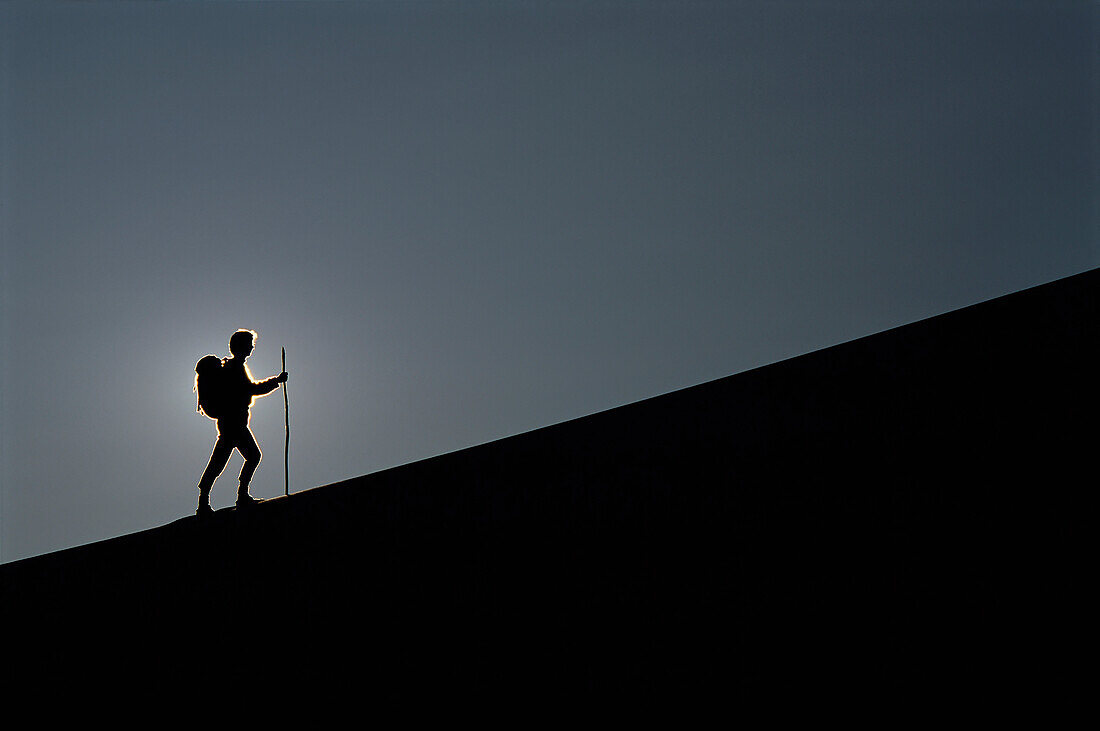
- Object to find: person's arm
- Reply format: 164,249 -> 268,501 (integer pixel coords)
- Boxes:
246,365 -> 289,396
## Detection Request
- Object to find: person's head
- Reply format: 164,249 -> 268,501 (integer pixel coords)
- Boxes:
229,329 -> 257,359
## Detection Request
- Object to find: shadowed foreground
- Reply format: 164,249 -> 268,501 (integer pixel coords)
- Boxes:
1,270 -> 1093,701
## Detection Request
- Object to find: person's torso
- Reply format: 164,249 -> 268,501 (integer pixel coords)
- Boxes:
221,359 -> 255,412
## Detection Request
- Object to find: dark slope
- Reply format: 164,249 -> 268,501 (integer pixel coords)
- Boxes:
2,269 -> 1094,699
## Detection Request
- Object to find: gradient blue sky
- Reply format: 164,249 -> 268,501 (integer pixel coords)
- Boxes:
1,0 -> 1096,562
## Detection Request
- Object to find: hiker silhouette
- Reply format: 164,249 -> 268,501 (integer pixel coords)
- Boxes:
194,329 -> 288,516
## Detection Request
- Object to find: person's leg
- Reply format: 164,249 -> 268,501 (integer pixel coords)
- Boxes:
197,436 -> 233,512
236,427 -> 263,502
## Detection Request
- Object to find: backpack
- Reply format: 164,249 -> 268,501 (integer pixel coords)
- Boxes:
194,354 -> 228,420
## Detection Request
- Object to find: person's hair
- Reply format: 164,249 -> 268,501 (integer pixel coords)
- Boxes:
229,329 -> 257,356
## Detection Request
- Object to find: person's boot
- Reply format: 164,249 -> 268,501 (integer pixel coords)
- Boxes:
196,491 -> 213,518
236,485 -> 263,509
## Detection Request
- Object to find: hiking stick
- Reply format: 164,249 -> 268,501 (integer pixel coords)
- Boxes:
282,346 -> 289,497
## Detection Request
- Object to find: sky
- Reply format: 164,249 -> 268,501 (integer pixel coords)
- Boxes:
1,0 -> 1095,563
